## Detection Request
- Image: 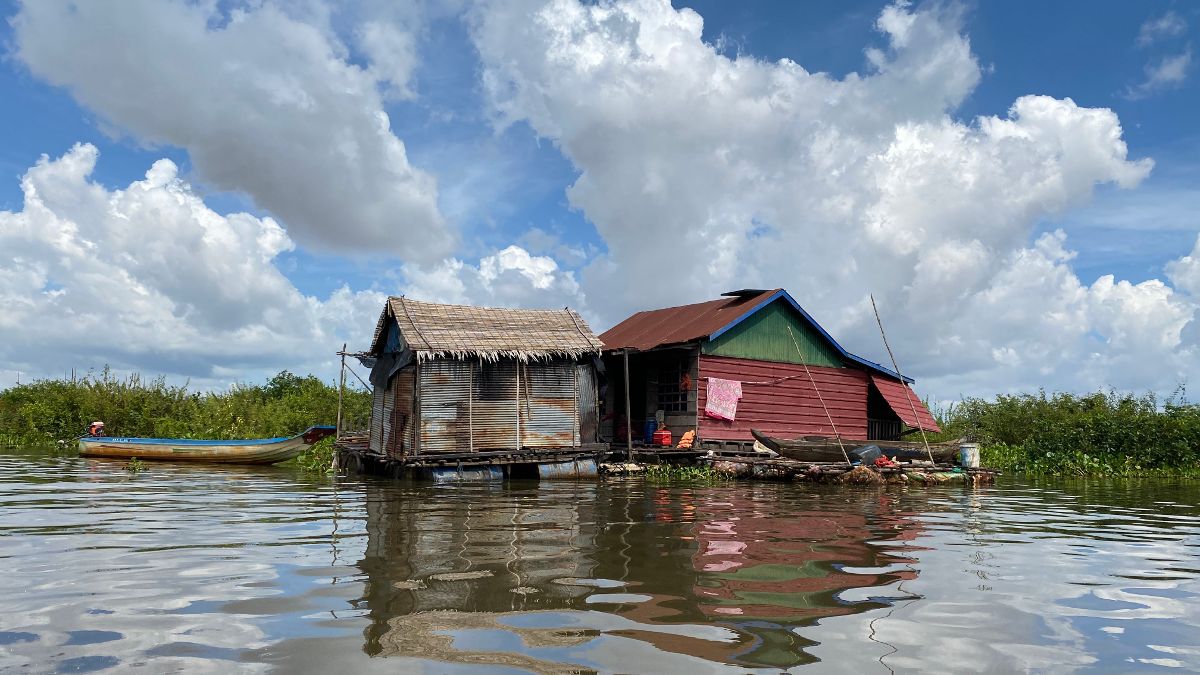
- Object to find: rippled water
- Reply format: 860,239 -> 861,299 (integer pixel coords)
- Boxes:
1,449 -> 1198,673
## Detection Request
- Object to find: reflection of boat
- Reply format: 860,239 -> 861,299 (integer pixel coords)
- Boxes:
750,428 -> 961,463
77,426 -> 335,464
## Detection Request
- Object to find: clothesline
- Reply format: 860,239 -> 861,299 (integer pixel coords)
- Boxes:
698,373 -> 813,387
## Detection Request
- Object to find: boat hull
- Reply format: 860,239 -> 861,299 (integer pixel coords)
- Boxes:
77,426 -> 335,465
750,429 -> 961,463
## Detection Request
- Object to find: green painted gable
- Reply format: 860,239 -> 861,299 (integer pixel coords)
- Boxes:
701,298 -> 844,367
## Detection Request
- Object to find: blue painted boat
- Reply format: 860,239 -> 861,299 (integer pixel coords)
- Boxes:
78,426 -> 336,464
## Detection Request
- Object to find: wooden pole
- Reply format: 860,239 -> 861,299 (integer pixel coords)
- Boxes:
468,362 -> 474,453
869,294 -> 935,464
515,361 -> 521,452
336,343 -> 346,440
787,327 -> 851,466
624,350 -> 633,462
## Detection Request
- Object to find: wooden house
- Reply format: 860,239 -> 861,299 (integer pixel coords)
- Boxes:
364,297 -> 603,460
598,289 -> 940,448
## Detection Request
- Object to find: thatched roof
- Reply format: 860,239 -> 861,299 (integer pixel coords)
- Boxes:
371,296 -> 602,362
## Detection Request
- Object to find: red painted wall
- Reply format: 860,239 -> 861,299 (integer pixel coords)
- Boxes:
697,355 -> 868,441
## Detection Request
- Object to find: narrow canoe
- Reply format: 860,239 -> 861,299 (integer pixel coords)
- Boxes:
78,425 -> 336,464
750,429 -> 962,463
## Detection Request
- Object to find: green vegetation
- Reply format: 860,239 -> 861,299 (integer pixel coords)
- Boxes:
644,463 -> 727,483
929,391 -> 1200,476
125,457 -> 147,474
0,368 -> 370,472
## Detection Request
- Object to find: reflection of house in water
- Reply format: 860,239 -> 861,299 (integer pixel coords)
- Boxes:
357,482 -> 602,656
356,483 -> 927,670
589,489 -> 925,669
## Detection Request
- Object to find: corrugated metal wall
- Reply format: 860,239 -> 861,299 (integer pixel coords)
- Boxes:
702,299 -> 843,368
369,385 -> 386,453
521,362 -> 579,448
417,358 -> 586,454
388,368 -> 416,458
576,364 -> 597,443
419,360 -> 473,454
698,354 -> 868,441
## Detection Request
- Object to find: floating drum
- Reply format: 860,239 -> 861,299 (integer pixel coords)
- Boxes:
538,458 -> 598,479
430,466 -> 504,483
959,442 -> 980,468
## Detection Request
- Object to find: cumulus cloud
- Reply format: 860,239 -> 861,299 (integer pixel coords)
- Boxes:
11,0 -> 452,261
468,0 -> 1194,396
0,144 -> 384,386
402,245 -> 584,310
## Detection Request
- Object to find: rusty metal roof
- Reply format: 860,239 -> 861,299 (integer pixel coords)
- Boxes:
598,289 -> 779,352
371,297 -> 602,362
869,374 -> 942,433
599,288 -> 913,383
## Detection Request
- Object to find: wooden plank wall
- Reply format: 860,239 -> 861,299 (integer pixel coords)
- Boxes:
697,354 -> 868,441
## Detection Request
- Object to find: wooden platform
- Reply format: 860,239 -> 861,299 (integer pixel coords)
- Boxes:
332,432 -> 609,478
333,432 -> 999,484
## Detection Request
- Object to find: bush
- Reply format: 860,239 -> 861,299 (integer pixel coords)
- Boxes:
932,391 -> 1200,475
0,368 -> 371,473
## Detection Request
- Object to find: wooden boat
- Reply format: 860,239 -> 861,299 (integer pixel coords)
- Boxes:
750,429 -> 962,463
78,426 -> 336,464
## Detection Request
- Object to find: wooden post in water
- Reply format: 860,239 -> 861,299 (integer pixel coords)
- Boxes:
335,343 -> 346,441
624,350 -> 633,463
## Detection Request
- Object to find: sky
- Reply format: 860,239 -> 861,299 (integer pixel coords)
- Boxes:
0,0 -> 1198,403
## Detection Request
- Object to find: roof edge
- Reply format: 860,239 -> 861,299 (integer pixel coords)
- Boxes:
706,289 -> 913,383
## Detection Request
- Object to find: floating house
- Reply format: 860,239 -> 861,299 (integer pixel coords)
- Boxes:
363,297 -> 604,465
598,289 -> 940,449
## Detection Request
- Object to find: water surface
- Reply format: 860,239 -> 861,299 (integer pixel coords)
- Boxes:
1,449 -> 1198,673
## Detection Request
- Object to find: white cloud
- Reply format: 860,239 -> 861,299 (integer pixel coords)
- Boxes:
401,245 -> 584,311
1137,11 -> 1187,47
1127,48 -> 1193,99
467,0 -> 1196,397
12,0 -> 452,262
0,144 -> 384,386
1166,235 -> 1200,297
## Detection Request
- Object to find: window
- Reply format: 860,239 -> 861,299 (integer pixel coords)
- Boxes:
656,365 -> 688,413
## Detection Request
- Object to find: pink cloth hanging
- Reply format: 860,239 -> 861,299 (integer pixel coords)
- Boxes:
705,377 -> 743,421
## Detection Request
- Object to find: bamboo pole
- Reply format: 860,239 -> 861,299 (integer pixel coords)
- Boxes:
787,327 -> 851,466
336,343 -> 346,440
869,294 -> 935,464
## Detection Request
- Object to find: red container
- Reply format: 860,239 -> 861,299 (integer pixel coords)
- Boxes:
652,429 -> 673,447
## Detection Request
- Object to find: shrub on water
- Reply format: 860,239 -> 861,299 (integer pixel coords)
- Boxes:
939,390 -> 1200,476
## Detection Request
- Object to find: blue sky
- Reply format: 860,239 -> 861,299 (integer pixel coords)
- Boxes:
1,0 -> 1198,398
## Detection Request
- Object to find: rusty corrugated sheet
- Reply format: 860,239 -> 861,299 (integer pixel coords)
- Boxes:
369,385 -> 385,453
389,368 -> 416,458
576,364 -> 598,443
417,358 -> 590,453
868,375 -> 941,433
419,360 -> 472,454
598,290 -> 779,352
521,362 -> 578,448
697,355 -> 868,441
466,360 -> 520,451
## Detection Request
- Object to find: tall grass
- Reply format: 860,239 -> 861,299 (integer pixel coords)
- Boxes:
0,368 -> 371,471
929,391 -> 1200,476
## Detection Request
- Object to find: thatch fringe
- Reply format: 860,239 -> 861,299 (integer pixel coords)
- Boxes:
415,348 -> 599,363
